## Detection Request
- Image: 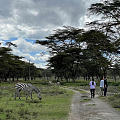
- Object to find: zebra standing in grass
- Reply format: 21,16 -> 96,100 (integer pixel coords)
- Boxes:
15,83 -> 42,100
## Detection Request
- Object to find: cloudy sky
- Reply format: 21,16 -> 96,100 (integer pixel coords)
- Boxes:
0,0 -> 100,68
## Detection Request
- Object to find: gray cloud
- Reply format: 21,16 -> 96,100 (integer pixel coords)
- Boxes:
0,0 -> 99,39
12,0 -> 86,27
0,0 -> 12,18
0,0 -> 100,68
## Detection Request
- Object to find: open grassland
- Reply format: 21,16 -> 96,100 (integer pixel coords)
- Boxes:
0,78 -> 120,120
0,83 -> 73,120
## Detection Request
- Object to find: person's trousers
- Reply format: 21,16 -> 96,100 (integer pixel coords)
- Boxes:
104,87 -> 107,96
90,89 -> 95,98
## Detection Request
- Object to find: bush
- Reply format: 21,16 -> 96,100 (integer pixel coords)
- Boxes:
108,94 -> 120,108
18,108 -> 30,116
64,81 -> 89,86
108,82 -> 120,86
0,108 -> 4,113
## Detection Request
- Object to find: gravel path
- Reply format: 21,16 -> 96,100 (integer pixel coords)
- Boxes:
68,89 -> 120,120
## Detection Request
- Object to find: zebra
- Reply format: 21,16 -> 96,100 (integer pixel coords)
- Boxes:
14,83 -> 42,100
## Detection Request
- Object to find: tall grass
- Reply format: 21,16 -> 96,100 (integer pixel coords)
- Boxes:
107,94 -> 120,110
0,83 -> 73,120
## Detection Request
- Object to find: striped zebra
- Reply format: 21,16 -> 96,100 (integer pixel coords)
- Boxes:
15,83 -> 42,100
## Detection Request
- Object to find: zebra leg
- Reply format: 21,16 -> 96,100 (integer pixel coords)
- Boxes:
14,91 -> 17,100
26,95 -> 28,100
15,89 -> 21,100
18,91 -> 21,100
30,91 -> 33,100
26,92 -> 29,100
25,90 -> 32,100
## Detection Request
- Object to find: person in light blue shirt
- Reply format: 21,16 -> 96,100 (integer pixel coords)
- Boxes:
89,78 -> 96,98
100,77 -> 104,96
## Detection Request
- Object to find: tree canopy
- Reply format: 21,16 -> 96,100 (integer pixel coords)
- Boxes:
0,47 -> 39,82
36,26 -> 117,81
88,0 -> 120,43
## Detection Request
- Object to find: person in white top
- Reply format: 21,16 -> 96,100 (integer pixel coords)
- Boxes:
100,77 -> 104,96
89,78 -> 96,98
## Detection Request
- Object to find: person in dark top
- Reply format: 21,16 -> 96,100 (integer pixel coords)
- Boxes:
104,78 -> 108,96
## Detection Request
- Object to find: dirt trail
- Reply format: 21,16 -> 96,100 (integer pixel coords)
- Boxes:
68,89 -> 120,120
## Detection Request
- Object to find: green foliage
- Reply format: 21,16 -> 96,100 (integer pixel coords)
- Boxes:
0,47 -> 40,82
18,108 -> 30,116
108,82 -> 120,86
108,94 -> 120,108
63,81 -> 89,87
88,0 -> 120,52
80,98 -> 91,102
37,26 -> 116,81
88,0 -> 120,79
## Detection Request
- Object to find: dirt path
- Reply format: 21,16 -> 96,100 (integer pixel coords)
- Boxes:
68,89 -> 120,120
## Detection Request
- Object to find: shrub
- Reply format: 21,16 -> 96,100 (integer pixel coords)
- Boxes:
18,108 -> 30,116
108,94 -> 120,108
5,109 -> 13,113
0,108 -> 4,113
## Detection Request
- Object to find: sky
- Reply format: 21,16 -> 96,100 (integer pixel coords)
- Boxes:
0,0 -> 100,68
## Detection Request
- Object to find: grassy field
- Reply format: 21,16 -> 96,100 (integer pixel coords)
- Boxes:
0,83 -> 73,120
0,78 -> 120,120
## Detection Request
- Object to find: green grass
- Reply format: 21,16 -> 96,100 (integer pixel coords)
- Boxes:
0,84 -> 73,120
107,81 -> 120,86
1,78 -> 120,119
107,94 -> 120,110
80,98 -> 91,102
63,80 -> 89,87
86,103 -> 96,106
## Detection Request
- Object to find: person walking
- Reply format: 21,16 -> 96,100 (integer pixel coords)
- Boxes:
100,77 -> 104,96
104,78 -> 108,96
89,78 -> 96,98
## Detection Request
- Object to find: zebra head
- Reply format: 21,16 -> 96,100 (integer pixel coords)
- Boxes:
33,87 -> 42,100
37,92 -> 42,100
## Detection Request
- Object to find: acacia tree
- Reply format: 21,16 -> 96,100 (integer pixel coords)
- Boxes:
36,26 -> 84,54
36,26 -> 84,82
88,0 -> 120,52
6,42 -> 17,48
36,26 -> 116,82
0,47 -> 11,81
78,30 -> 117,78
88,0 -> 120,78
0,47 -> 38,82
48,49 -> 82,82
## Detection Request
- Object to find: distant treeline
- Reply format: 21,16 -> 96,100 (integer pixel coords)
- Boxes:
0,47 -> 48,82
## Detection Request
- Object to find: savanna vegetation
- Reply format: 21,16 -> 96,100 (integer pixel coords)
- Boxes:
0,81 -> 73,120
